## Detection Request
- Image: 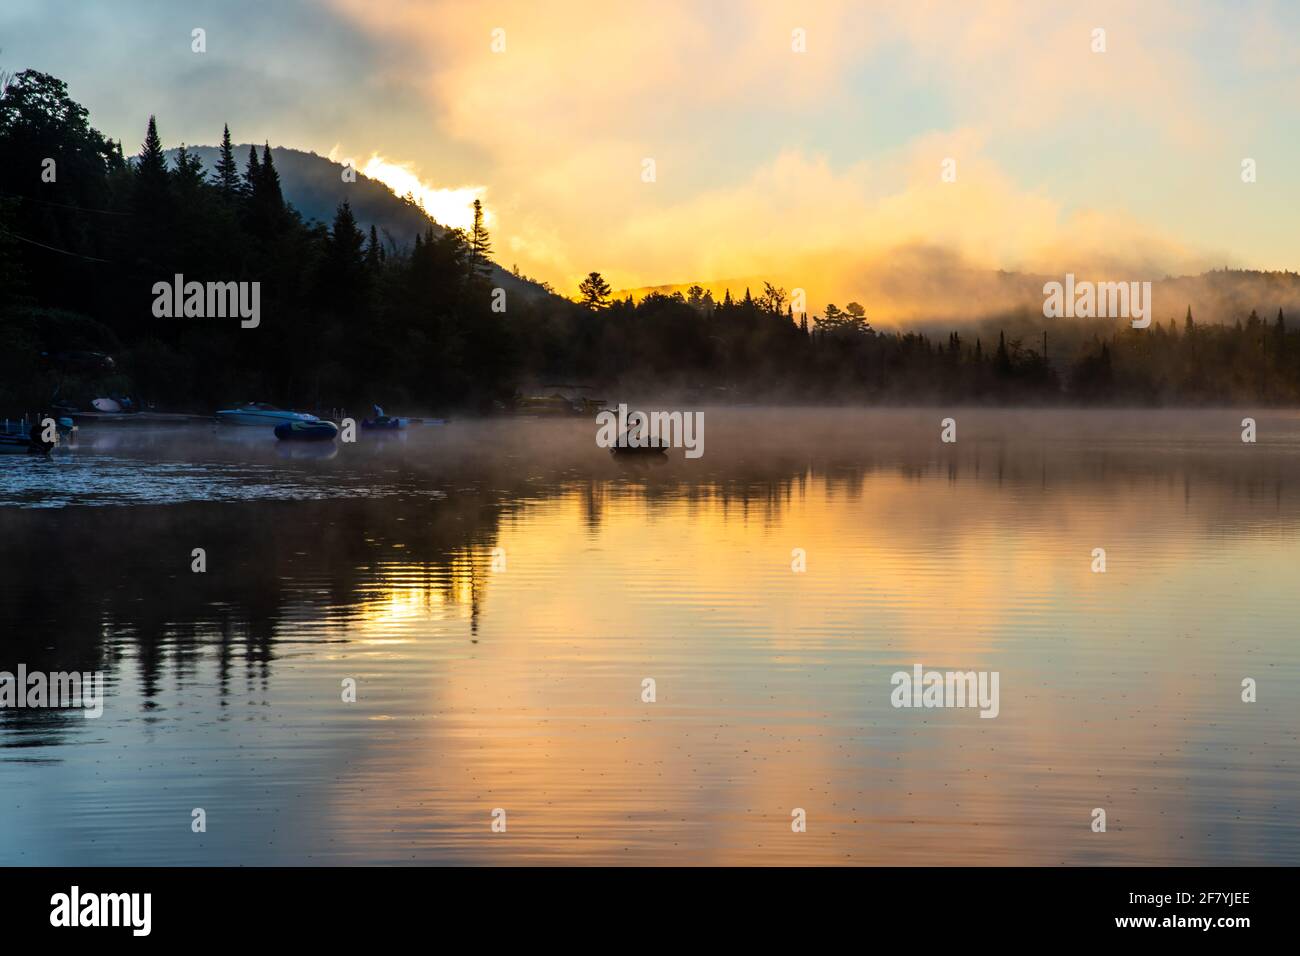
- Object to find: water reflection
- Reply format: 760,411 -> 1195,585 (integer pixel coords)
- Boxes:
0,410 -> 1297,864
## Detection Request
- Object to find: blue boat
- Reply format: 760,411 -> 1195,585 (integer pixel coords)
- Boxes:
217,403 -> 320,427
274,419 -> 339,442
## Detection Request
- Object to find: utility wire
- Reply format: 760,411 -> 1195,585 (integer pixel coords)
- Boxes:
0,228 -> 113,263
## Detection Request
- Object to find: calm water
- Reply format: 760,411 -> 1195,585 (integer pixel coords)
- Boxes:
1,409 -> 1297,865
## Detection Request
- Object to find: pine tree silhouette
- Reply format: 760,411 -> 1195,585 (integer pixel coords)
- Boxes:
468,198 -> 492,277
212,123 -> 241,200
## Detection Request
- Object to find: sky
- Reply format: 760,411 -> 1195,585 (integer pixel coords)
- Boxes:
3,0 -> 1299,317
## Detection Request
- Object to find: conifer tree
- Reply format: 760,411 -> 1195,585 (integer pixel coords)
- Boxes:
468,197 -> 492,277
243,143 -> 261,195
134,115 -> 169,199
578,271 -> 612,310
172,143 -> 205,192
212,123 -> 241,199
259,143 -> 283,207
317,200 -> 367,312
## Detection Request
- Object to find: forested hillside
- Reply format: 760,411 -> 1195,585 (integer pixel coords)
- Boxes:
4,69 -> 1300,414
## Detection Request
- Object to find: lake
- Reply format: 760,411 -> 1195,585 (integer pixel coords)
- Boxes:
1,409 -> 1297,865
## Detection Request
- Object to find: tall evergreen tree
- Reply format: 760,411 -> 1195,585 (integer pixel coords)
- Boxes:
316,200 -> 368,315
243,143 -> 288,237
212,123 -> 240,199
243,143 -> 261,195
259,143 -> 284,207
134,115 -> 169,202
995,330 -> 1012,376
468,197 -> 492,277
131,114 -> 172,267
328,200 -> 365,265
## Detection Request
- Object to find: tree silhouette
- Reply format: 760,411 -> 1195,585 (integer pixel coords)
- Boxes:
242,143 -> 260,195
259,143 -> 283,206
134,115 -> 168,201
212,123 -> 240,200
172,144 -> 205,192
6,68 -> 1300,415
468,197 -> 492,277
758,282 -> 787,315
578,271 -> 612,310
317,200 -> 368,313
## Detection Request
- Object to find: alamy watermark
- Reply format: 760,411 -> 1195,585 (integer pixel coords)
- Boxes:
152,274 -> 260,328
596,403 -> 704,458
50,886 -> 150,936
1043,273 -> 1151,328
890,663 -> 999,718
0,665 -> 104,717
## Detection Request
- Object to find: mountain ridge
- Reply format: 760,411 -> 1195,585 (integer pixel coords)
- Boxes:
167,144 -> 554,303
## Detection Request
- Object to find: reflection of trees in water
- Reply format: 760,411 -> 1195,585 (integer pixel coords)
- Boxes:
0,492 -> 503,743
6,425 -> 1300,746
607,434 -> 1300,522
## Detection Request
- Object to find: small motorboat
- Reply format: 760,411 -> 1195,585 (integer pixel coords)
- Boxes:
274,419 -> 339,442
217,403 -> 320,427
361,415 -> 409,431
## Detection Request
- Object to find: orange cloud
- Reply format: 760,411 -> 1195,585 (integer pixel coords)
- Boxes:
324,0 -> 1275,316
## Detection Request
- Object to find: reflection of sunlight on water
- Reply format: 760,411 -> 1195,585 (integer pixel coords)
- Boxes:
0,411 -> 1298,865
357,586 -> 439,633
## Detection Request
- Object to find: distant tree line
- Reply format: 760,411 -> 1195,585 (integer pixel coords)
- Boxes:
2,69 -> 1299,412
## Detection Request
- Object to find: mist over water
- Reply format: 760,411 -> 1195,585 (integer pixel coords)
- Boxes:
1,410 -> 1297,864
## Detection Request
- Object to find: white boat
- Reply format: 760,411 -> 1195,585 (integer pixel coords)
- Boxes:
215,403 -> 320,427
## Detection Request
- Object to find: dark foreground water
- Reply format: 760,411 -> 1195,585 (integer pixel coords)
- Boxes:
0,409 -> 1297,865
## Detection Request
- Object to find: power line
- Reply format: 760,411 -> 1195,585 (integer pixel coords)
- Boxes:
0,228 -> 113,263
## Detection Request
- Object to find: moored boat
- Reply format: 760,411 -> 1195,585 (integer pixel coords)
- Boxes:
361,415 -> 409,431
216,403 -> 320,427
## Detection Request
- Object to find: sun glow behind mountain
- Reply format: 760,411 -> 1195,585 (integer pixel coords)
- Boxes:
13,0 -> 1300,316
332,150 -> 488,231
